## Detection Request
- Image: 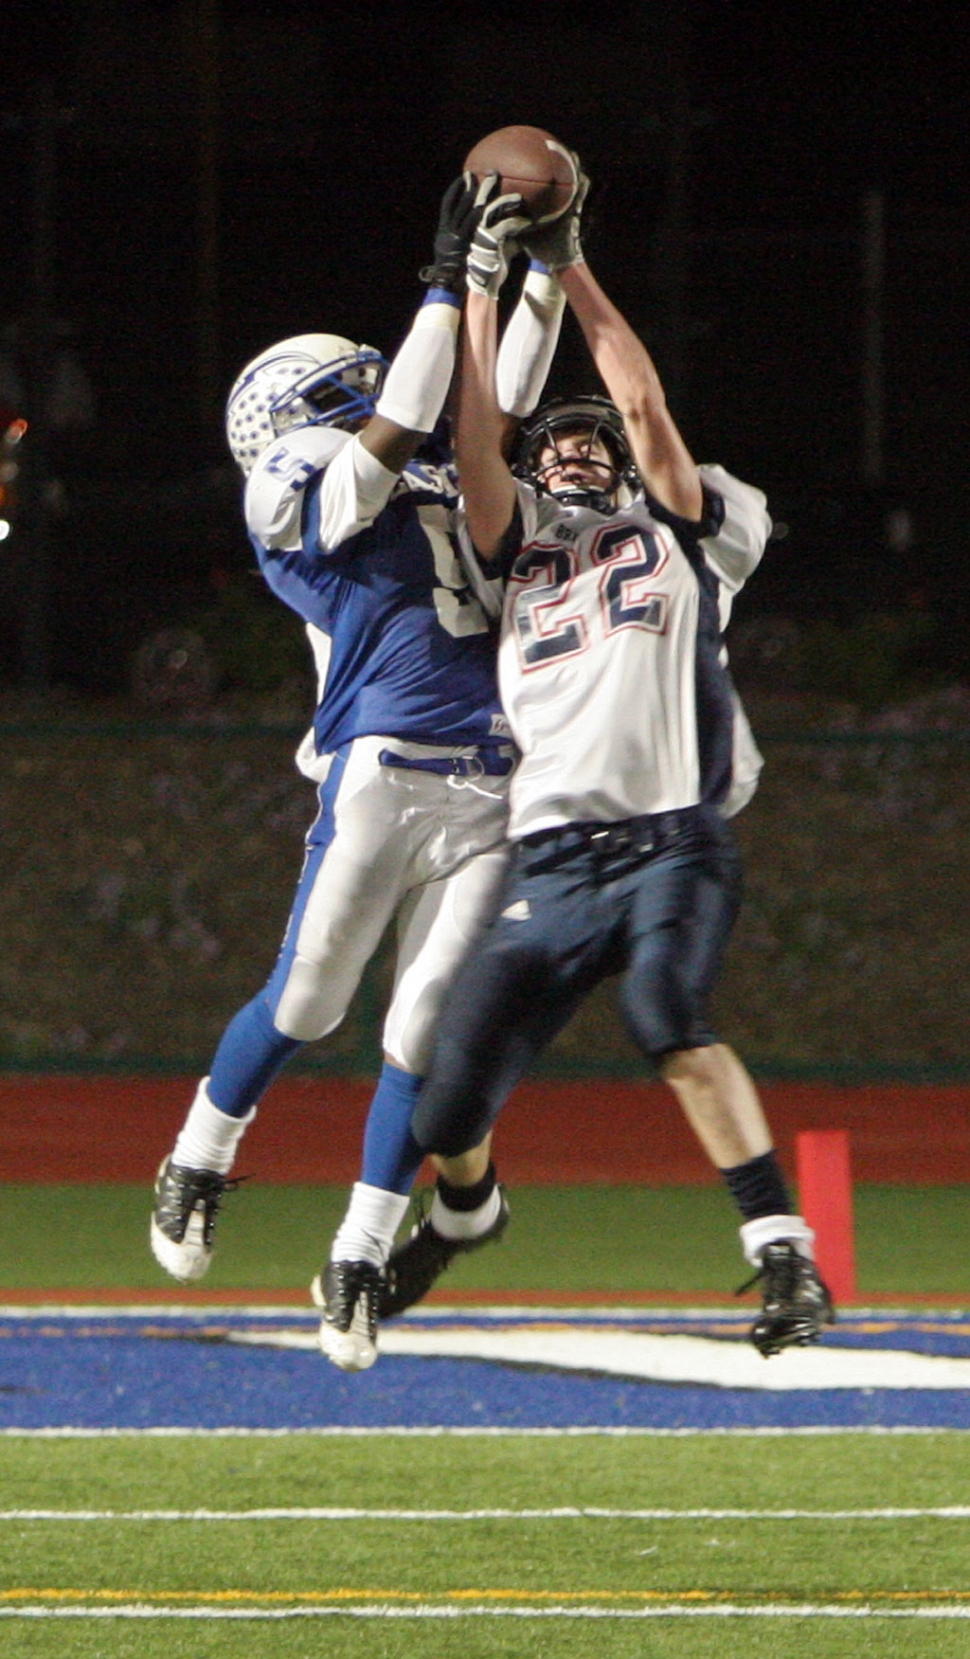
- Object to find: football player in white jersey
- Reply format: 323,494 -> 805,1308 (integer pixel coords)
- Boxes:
149,175 -> 569,1370
376,172 -> 835,1360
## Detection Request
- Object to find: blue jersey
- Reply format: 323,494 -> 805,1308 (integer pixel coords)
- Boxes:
243,426 -> 509,776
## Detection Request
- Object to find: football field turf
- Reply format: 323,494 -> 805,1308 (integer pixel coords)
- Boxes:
4,1429 -> 970,1655
4,1181 -> 970,1296
2,1182 -> 969,1654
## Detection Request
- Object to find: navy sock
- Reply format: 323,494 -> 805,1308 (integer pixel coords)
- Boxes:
360,1062 -> 427,1195
207,994 -> 302,1117
720,1149 -> 792,1221
437,1161 -> 497,1212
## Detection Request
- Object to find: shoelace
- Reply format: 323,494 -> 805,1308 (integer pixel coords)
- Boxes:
187,1171 -> 250,1206
735,1248 -> 800,1301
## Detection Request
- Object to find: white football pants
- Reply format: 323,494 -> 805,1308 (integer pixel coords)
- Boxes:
267,735 -> 511,1074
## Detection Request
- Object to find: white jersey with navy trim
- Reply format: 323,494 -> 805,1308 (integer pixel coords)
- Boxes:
478,464 -> 770,840
244,425 -> 510,781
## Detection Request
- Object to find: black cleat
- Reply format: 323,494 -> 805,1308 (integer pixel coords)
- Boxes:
742,1241 -> 836,1358
378,1188 -> 510,1320
150,1158 -> 242,1283
311,1259 -> 384,1371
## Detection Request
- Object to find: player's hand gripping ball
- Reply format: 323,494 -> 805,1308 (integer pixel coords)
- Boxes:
463,126 -> 577,225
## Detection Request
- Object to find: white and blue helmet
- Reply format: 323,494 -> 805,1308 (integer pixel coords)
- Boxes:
225,333 -> 387,474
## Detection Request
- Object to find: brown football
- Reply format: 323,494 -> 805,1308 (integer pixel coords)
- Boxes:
463,125 -> 577,224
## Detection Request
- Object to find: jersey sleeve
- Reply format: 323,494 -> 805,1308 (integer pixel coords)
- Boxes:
697,464 -> 772,596
244,427 -> 400,556
454,478 -> 543,618
720,684 -> 765,818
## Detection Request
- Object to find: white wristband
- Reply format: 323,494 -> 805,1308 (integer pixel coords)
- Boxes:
375,299 -> 460,433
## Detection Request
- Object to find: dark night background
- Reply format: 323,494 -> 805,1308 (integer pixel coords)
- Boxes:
2,0 -> 968,697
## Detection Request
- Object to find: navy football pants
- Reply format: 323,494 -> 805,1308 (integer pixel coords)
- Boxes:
412,804 -> 743,1157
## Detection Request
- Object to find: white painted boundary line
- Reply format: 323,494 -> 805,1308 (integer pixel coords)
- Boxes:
3,1603 -> 970,1621
5,1505 -> 970,1521
230,1323 -> 970,1388
0,1424 -> 963,1438
1,1425 -> 963,1439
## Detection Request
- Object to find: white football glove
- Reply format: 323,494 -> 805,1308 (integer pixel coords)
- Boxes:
466,174 -> 531,299
520,167 -> 589,272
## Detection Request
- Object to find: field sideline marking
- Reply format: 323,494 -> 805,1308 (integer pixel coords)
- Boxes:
2,1601 -> 970,1621
0,1424 -> 964,1438
4,1587 -> 970,1607
5,1505 -> 970,1521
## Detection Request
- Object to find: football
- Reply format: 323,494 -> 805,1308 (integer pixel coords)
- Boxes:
463,125 -> 577,225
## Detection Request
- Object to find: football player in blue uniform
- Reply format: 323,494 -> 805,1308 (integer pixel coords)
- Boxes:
149,176 -> 567,1369
366,174 -> 835,1361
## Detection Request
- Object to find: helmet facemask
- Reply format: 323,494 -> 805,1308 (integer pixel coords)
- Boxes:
225,335 -> 388,474
515,396 -> 639,514
271,349 -> 386,435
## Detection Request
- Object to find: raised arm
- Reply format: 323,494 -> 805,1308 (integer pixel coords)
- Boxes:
558,260 -> 703,522
495,263 -> 565,421
359,174 -> 483,475
514,160 -> 702,521
457,290 -> 519,559
455,184 -> 532,558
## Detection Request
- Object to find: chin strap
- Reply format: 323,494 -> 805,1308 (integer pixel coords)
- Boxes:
547,484 -> 617,514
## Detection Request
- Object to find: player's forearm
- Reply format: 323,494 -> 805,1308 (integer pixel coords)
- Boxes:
560,262 -> 663,414
362,291 -> 462,472
560,262 -> 703,519
457,292 -> 518,557
496,263 -> 565,418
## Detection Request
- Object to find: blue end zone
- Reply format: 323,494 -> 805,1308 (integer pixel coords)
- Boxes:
2,1309 -> 969,1431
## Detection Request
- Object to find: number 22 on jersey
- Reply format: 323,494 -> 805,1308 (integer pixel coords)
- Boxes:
510,523 -> 670,670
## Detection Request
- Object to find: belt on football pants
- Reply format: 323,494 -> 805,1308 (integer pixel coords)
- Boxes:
378,745 -> 516,778
520,804 -> 708,859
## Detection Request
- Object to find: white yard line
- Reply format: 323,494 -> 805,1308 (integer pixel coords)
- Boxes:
0,1423 -> 959,1437
3,1504 -> 970,1521
2,1602 -> 970,1620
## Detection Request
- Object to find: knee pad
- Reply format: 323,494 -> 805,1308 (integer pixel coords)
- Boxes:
381,982 -> 441,1076
411,1065 -> 495,1158
272,955 -> 349,1042
620,960 -> 711,1059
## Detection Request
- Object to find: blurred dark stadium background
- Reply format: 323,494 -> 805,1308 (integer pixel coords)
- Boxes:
1,0 -> 967,693
2,1 -> 969,1082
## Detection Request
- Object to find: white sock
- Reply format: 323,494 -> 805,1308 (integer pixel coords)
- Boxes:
740,1213 -> 816,1267
171,1078 -> 256,1175
330,1182 -> 411,1269
430,1185 -> 502,1242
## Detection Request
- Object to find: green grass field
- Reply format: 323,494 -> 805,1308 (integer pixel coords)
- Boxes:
3,1433 -> 970,1656
3,1182 -> 969,1654
3,1182 -> 970,1297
